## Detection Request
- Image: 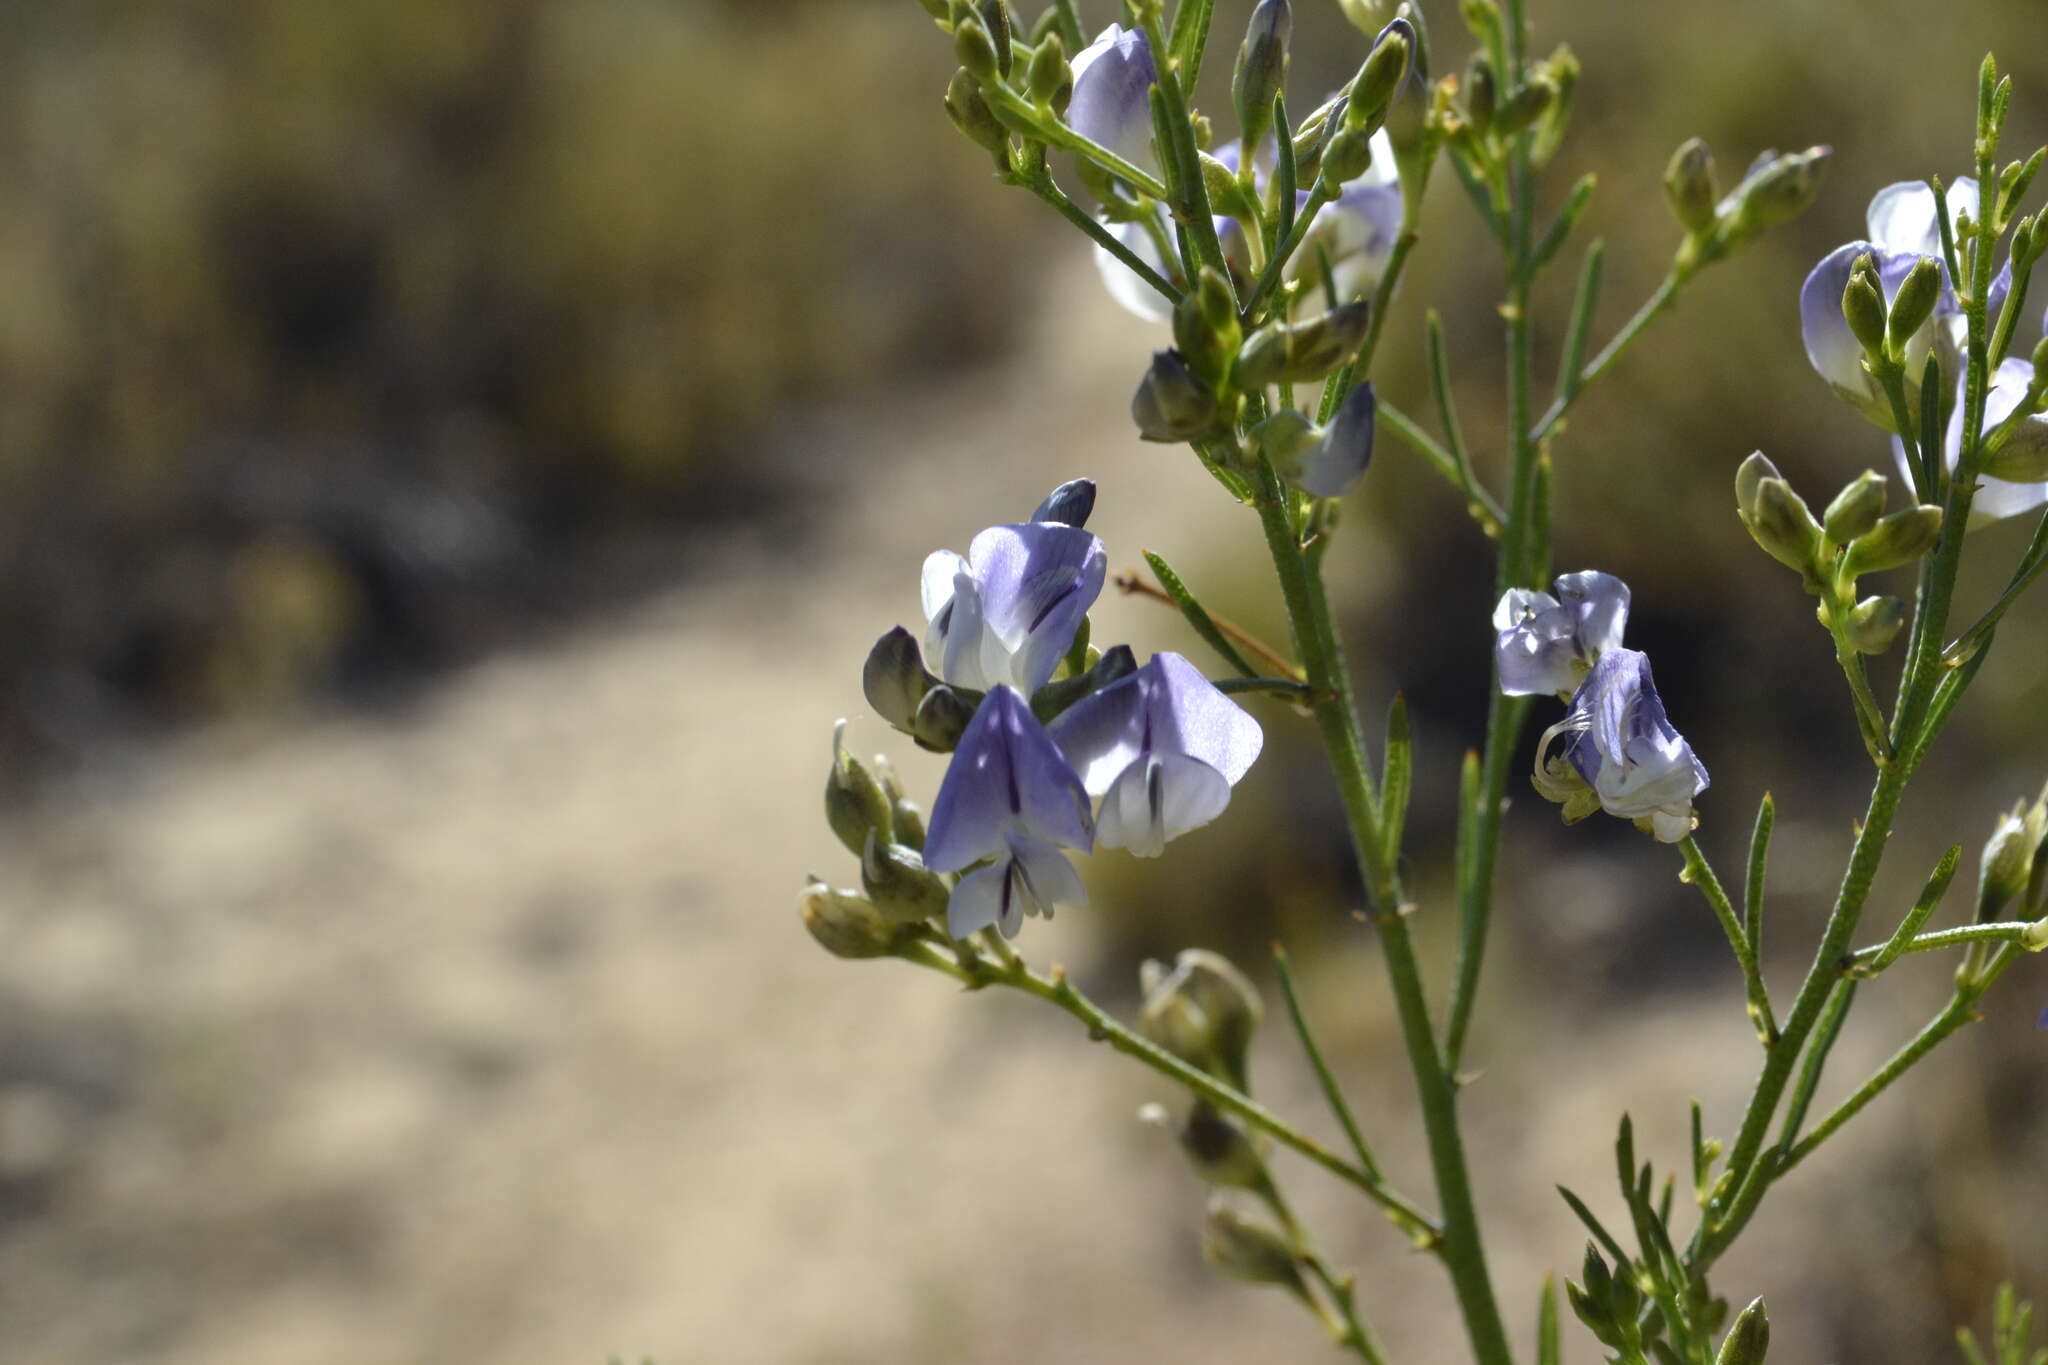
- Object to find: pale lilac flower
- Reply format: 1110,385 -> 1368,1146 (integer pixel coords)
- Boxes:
926,686 -> 1095,938
1049,652 -> 1263,857
1069,24 -> 1159,178
922,522 -> 1108,695
1093,128 -> 1401,323
1296,380 -> 1377,496
1891,357 -> 2048,524
1492,570 -> 1630,698
1534,647 -> 1708,844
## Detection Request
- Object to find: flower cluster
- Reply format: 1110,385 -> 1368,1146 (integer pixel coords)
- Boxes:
1495,572 -> 1707,843
840,481 -> 1264,943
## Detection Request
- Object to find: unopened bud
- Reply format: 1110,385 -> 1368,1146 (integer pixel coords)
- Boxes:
1132,349 -> 1223,443
1234,300 -> 1371,387
1290,97 -> 1343,181
975,0 -> 1013,74
1025,31 -> 1068,107
1233,0 -> 1292,151
1174,272 -> 1242,387
1463,53 -> 1497,134
1030,477 -> 1097,527
1335,0 -> 1382,34
1841,270 -> 1888,358
1725,145 -> 1831,240
1138,949 -> 1262,1089
1200,1201 -> 1303,1289
1886,256 -> 1944,356
1822,470 -> 1888,544
944,68 -> 1008,155
1716,1297 -> 1771,1365
912,683 -> 977,752
1347,28 -> 1409,131
915,0 -> 948,18
1148,1101 -> 1270,1189
1743,477 -> 1824,577
1494,76 -> 1555,135
1844,595 -> 1905,654
800,880 -> 904,960
862,831 -> 950,923
1843,504 -> 1943,576
1318,126 -> 1377,188
864,626 -> 938,731
1979,789 -> 2048,917
954,15 -> 1000,82
1734,450 -> 1781,521
827,720 -> 894,855
1664,138 -> 1719,233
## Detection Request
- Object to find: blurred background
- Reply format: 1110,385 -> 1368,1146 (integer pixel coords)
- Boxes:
0,0 -> 2043,1361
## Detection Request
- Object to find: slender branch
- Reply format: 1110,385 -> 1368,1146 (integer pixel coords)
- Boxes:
1530,269 -> 1683,443
1678,835 -> 1777,1045
1114,570 -> 1303,678
1379,399 -> 1507,536
1016,167 -> 1180,305
1943,507 -> 2048,666
1840,920 -> 2036,970
981,85 -> 1170,200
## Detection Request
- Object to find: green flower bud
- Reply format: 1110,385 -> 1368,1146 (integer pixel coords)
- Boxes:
1132,349 -> 1224,443
1734,450 -> 1781,520
1232,0 -> 1292,154
1724,145 -> 1831,241
912,683 -> 978,752
1842,504 -> 1943,576
891,795 -> 927,850
1741,477 -> 1825,578
1822,470 -> 1888,545
1199,1200 -> 1303,1289
1289,98 -> 1341,181
1841,270 -> 1888,358
1335,0 -> 1382,34
975,0 -> 1013,75
915,0 -> 948,18
1233,300 -> 1371,388
1318,125 -> 1377,186
954,15 -> 1000,83
944,69 -> 1009,157
1143,1100 -> 1270,1189
1664,138 -> 1718,234
1462,53 -> 1497,134
1885,256 -> 1944,357
799,881 -> 905,960
1347,29 -> 1410,132
1844,595 -> 1905,654
861,831 -> 950,924
1978,788 -> 2048,917
1025,31 -> 1067,107
1138,949 -> 1262,1090
1716,1297 -> 1770,1365
1174,289 -> 1240,388
826,720 -> 894,856
864,625 -> 939,731
1494,76 -> 1555,135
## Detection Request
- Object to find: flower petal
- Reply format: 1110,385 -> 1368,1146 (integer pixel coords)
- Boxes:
1095,751 -> 1233,857
1554,570 -> 1630,659
946,861 -> 1011,939
966,523 -> 1109,693
1298,381 -> 1376,497
1069,24 -> 1159,178
1093,213 -> 1178,323
925,685 -> 1094,874
1049,652 -> 1263,793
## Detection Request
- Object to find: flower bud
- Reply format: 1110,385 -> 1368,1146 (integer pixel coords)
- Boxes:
1978,789 -> 2048,918
1529,43 -> 1577,165
1844,595 -> 1905,654
1030,477 -> 1097,527
912,683 -> 978,752
1138,949 -> 1262,1090
1462,53 -> 1497,134
1132,349 -> 1224,443
975,0 -> 1014,75
1335,0 -> 1382,33
1144,1100 -> 1270,1189
1734,451 -> 1780,520
1822,470 -> 1887,545
1317,125 -> 1377,187
1234,300 -> 1371,388
862,831 -> 951,923
827,720 -> 894,855
1493,76 -> 1555,136
1741,476 -> 1824,577
944,68 -> 1010,156
1347,27 -> 1409,131
1843,504 -> 1943,576
865,626 -> 939,731
1716,1297 -> 1770,1365
1840,269 -> 1888,358
1025,31 -> 1069,108
1199,1200 -> 1303,1289
1885,256 -> 1944,357
1722,145 -> 1831,241
1030,642 -> 1137,723
1232,0 -> 1291,153
1174,269 -> 1243,387
954,14 -> 1001,82
1664,138 -> 1719,233
1289,97 -> 1343,181
799,880 -> 905,960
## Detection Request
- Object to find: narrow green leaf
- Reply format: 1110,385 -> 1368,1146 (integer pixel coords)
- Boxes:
1382,693 -> 1412,862
1866,844 -> 1963,974
1556,240 -> 1606,404
1743,792 -> 1774,969
1051,0 -> 1085,49
1557,1185 -> 1631,1268
1778,977 -> 1858,1150
1427,310 -> 1473,475
1167,0 -> 1217,90
1531,173 -> 1598,273
1691,1099 -> 1709,1200
1142,550 -> 1261,677
1957,1328 -> 1991,1365
1272,93 -> 1298,260
1538,1276 -> 1562,1365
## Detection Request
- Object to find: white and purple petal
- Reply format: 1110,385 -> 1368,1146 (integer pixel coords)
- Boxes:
1069,24 -> 1159,178
1094,751 -> 1232,857
925,685 -> 1095,874
965,522 -> 1109,694
1049,652 -> 1264,796
1297,381 -> 1376,497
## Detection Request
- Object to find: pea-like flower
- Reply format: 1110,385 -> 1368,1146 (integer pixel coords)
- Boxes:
1532,647 -> 1709,844
922,522 -> 1108,695
925,685 -> 1096,939
1094,129 -> 1402,324
1069,24 -> 1159,179
1800,177 -> 2007,428
1492,570 -> 1630,698
1893,356 -> 2048,524
1048,652 -> 1263,856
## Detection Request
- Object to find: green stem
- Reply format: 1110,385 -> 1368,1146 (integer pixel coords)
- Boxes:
1241,182 -> 1334,321
982,85 -> 1170,200
1840,920 -> 2037,969
1250,452 -> 1516,1365
1677,836 -> 1776,1045
1017,168 -> 1180,305
1379,399 -> 1507,536
1530,270 -> 1683,443
1943,507 -> 2048,666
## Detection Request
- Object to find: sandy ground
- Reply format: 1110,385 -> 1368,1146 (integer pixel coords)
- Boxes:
0,261 -> 2039,1365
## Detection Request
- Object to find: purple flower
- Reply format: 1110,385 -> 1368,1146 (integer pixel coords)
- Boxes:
1049,652 -> 1263,857
1069,24 -> 1159,179
921,522 -> 1108,695
1492,570 -> 1631,698
1891,356 -> 2048,524
925,686 -> 1095,938
1533,648 -> 1708,844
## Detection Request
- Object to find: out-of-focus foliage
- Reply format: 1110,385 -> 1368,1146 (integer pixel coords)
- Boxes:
0,0 -> 1038,769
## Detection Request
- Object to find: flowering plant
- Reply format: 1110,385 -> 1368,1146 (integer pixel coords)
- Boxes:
805,2 -> 2048,1360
